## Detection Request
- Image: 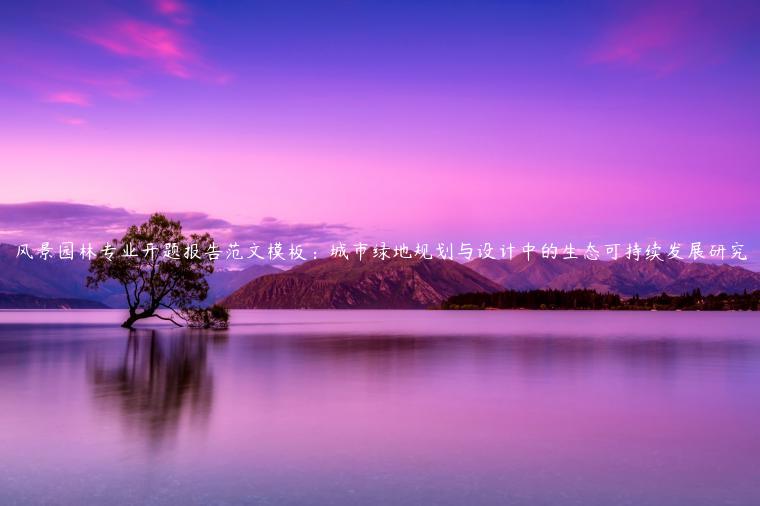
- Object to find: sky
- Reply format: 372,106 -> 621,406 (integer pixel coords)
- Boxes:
0,0 -> 759,261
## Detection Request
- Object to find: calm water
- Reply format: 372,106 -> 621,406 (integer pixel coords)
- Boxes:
1,310 -> 759,505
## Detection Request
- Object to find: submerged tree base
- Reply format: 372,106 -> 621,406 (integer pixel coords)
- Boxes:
86,213 -> 218,330
120,308 -> 185,329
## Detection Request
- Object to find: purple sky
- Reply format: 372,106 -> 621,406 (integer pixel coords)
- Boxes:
0,1 -> 758,260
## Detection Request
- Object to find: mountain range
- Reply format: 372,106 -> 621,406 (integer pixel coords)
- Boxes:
465,254 -> 760,297
0,243 -> 279,308
222,254 -> 502,309
0,243 -> 120,308
222,253 -> 760,308
2,242 -> 760,309
0,292 -> 108,309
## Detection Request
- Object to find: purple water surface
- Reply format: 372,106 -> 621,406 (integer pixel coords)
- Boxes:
1,310 -> 759,505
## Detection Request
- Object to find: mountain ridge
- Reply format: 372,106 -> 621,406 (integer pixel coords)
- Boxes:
466,254 -> 760,297
0,292 -> 109,309
0,243 -> 279,308
222,254 -> 503,309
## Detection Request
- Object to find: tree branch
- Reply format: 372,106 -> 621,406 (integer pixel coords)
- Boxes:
153,313 -> 183,327
159,303 -> 187,322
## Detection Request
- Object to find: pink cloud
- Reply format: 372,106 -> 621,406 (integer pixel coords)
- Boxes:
588,2 -> 725,74
153,0 -> 192,25
45,91 -> 91,107
78,75 -> 148,101
0,49 -> 148,105
0,202 -> 355,258
79,19 -> 195,78
58,117 -> 87,126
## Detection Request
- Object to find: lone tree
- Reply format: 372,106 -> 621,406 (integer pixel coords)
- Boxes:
87,213 -> 224,328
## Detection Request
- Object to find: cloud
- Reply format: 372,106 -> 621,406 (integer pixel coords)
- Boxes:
77,75 -> 148,101
153,0 -> 192,25
3,0 -> 226,121
79,19 -> 195,78
588,1 -> 759,74
45,91 -> 90,106
75,11 -> 228,83
58,117 -> 87,126
0,51 -> 148,108
0,202 -> 355,257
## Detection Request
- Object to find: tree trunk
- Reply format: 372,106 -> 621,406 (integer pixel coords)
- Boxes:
121,310 -> 153,329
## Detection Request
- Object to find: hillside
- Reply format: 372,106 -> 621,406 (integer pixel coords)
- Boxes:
466,254 -> 760,297
223,254 -> 502,309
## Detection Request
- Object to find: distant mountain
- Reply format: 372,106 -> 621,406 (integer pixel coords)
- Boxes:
222,254 -> 502,309
0,243 -> 122,305
7,239 -> 756,308
0,243 -> 279,308
0,292 -> 108,309
466,254 -> 760,297
206,264 -> 282,303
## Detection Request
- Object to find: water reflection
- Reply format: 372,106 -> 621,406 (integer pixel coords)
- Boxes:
89,329 -> 227,445
237,333 -> 760,384
2,311 -> 760,505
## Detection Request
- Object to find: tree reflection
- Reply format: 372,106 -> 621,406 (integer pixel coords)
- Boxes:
90,329 -> 227,446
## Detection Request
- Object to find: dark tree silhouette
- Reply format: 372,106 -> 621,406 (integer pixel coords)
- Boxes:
442,288 -> 759,311
87,213 -> 217,328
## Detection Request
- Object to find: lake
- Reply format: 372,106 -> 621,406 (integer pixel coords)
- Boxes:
1,310 -> 759,505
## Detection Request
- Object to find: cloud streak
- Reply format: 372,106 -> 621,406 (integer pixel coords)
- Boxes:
0,202 -> 355,256
58,117 -> 87,126
79,19 -> 196,78
588,2 -> 704,74
45,91 -> 90,106
588,1 -> 759,74
1,0 -> 224,125
153,0 -> 193,25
